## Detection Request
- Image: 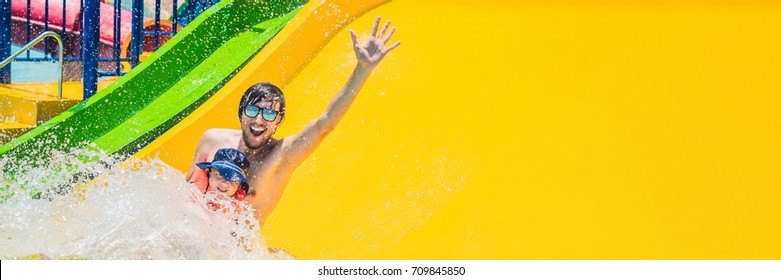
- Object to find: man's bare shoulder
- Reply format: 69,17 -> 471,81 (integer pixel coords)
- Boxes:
199,128 -> 242,149
201,128 -> 241,141
273,136 -> 301,165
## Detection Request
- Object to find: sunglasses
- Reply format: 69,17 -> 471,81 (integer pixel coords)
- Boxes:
244,105 -> 280,121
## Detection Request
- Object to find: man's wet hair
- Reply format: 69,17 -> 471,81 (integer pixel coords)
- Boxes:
238,82 -> 286,119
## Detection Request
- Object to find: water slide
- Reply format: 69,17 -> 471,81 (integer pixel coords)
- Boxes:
4,0 -> 781,259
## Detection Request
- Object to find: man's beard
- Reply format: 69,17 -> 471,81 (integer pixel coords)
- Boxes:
242,129 -> 266,150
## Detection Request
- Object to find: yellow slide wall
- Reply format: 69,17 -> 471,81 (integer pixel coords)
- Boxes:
137,0 -> 781,259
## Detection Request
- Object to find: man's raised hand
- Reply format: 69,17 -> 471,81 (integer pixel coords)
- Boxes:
350,16 -> 401,70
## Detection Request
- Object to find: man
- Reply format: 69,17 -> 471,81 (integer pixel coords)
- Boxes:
186,16 -> 400,225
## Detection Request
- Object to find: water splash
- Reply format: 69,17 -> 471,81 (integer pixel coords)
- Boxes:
0,146 -> 291,259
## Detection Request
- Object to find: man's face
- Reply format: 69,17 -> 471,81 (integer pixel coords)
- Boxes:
240,98 -> 283,149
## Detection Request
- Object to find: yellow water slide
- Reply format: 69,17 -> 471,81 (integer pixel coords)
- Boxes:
136,0 -> 781,259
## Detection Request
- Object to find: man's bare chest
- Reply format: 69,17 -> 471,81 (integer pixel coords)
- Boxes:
245,153 -> 284,185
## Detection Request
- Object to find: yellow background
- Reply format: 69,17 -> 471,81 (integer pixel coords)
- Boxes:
141,0 -> 781,259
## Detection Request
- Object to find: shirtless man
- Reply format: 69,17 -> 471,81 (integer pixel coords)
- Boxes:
185,16 -> 400,226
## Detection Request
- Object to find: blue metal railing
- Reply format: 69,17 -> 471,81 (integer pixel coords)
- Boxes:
82,0 -> 98,98
129,0 -> 141,68
0,0 -> 219,98
0,0 -> 11,83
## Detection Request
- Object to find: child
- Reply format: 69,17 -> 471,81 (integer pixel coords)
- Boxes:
189,148 -> 250,209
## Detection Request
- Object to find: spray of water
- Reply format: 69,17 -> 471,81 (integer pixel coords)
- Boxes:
0,145 -> 292,259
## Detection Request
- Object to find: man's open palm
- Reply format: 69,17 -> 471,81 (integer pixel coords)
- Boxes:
350,16 -> 401,70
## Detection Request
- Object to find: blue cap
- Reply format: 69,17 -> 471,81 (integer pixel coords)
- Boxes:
196,148 -> 250,193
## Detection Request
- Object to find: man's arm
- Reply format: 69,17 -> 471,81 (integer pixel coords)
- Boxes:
185,128 -> 234,181
280,16 -> 401,166
185,132 -> 213,181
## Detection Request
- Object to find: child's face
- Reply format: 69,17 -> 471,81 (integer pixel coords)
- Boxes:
207,169 -> 241,197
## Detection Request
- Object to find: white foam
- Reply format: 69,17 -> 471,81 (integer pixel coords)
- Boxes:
0,146 -> 291,259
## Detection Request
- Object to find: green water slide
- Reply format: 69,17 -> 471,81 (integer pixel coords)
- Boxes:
0,0 -> 305,165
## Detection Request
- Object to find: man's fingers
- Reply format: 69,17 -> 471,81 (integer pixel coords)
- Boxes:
349,29 -> 359,47
387,41 -> 402,52
371,16 -> 381,37
379,20 -> 391,38
383,41 -> 401,54
383,27 -> 396,44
